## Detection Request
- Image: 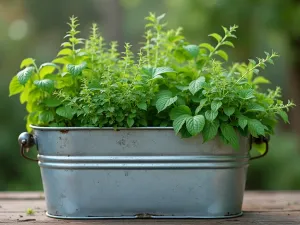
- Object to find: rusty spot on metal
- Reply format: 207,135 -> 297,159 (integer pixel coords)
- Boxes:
60,130 -> 69,134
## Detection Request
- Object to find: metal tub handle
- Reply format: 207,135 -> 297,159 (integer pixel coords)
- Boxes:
18,132 -> 38,162
249,135 -> 270,161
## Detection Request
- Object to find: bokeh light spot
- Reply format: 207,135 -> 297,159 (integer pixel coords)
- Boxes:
8,19 -> 28,41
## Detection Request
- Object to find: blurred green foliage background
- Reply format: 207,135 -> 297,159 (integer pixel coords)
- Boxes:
0,0 -> 299,191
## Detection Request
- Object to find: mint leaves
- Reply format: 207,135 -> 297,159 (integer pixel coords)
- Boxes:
171,106 -> 205,136
220,123 -> 239,149
17,67 -> 35,85
189,77 -> 205,95
8,13 -> 295,150
67,62 -> 87,76
186,115 -> 205,136
156,91 -> 178,113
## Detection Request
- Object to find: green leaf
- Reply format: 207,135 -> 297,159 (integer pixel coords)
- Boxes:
160,121 -> 168,127
170,105 -> 192,120
247,119 -> 265,137
137,102 -> 147,111
251,143 -> 267,155
154,67 -> 175,78
209,33 -> 222,42
156,90 -> 172,99
183,45 -> 199,58
223,107 -> 235,116
186,115 -> 205,136
155,90 -> 177,112
238,126 -> 249,137
238,89 -> 254,99
17,67 -> 35,85
67,62 -> 87,76
179,126 -> 192,138
61,42 -> 72,47
127,117 -> 134,127
55,76 -> 73,88
229,34 -> 237,38
57,48 -> 73,56
278,110 -> 289,124
220,123 -> 239,150
116,115 -> 124,122
189,76 -> 205,95
247,103 -> 266,112
141,67 -> 155,77
190,95 -> 201,103
138,119 -> 147,126
219,132 -> 229,144
173,114 -> 190,134
205,110 -> 218,122
215,50 -> 228,61
26,89 -> 43,107
56,106 -> 74,120
253,76 -> 270,84
175,85 -> 189,91
52,57 -> 70,65
253,69 -> 259,75
248,59 -> 256,65
202,120 -> 219,142
267,58 -> 274,65
219,114 -> 229,121
156,96 -> 178,113
39,111 -> 54,123
237,115 -> 248,129
157,13 -> 166,21
19,88 -> 28,103
223,41 -> 234,48
39,63 -> 59,78
195,98 -> 207,114
34,79 -> 55,92
196,59 -> 206,69
44,97 -> 62,107
20,58 -> 35,69
199,43 -> 214,52
211,100 -> 222,111
222,26 -> 229,34
9,76 -> 24,96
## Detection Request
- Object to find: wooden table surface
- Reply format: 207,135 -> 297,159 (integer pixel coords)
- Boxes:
0,191 -> 300,224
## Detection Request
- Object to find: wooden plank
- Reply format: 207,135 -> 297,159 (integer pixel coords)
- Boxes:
243,191 -> 300,211
1,191 -> 300,212
0,212 -> 300,224
0,192 -> 44,200
0,200 -> 45,213
0,192 -> 300,224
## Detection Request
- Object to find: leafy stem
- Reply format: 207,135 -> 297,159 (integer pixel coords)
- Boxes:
9,13 -> 295,149
209,25 -> 238,58
267,100 -> 295,112
223,51 -> 279,97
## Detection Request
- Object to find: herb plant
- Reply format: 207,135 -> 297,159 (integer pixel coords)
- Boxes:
9,13 -> 295,149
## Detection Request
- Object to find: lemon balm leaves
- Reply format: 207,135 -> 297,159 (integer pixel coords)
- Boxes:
8,14 -> 295,149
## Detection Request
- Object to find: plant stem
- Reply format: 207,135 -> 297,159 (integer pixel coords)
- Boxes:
209,36 -> 227,58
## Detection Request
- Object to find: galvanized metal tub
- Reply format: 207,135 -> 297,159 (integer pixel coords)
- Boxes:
20,126 -> 251,219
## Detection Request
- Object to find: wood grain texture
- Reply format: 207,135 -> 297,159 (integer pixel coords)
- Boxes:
1,192 -> 300,224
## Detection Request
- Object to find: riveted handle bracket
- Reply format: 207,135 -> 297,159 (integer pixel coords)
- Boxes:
18,132 -> 38,162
